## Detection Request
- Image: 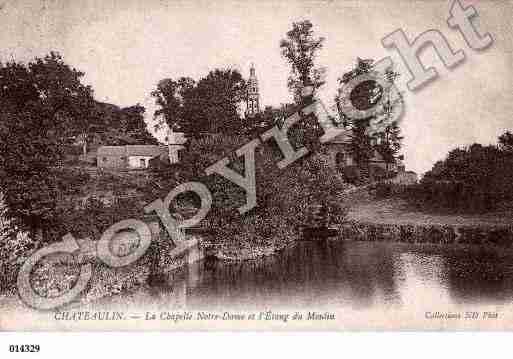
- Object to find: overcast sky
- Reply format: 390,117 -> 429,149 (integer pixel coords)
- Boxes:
1,0 -> 511,174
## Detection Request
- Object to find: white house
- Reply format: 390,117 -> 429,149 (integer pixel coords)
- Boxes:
97,145 -> 169,169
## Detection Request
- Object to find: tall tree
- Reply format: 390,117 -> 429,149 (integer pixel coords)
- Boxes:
189,69 -> 246,134
119,104 -> 158,144
280,20 -> 326,104
374,120 -> 403,167
0,52 -> 94,241
336,58 -> 403,175
85,102 -> 158,147
151,77 -> 195,132
152,69 -> 246,137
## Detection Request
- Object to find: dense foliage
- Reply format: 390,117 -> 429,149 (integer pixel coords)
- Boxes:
151,111 -> 350,253
0,52 -> 156,239
0,53 -> 96,239
280,20 -> 326,103
151,69 -> 247,136
0,53 -> 158,294
375,134 -> 513,213
86,103 -> 158,148
335,58 -> 404,180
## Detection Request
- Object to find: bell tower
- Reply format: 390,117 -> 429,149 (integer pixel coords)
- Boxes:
245,63 -> 260,118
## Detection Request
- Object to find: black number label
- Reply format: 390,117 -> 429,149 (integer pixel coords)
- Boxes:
8,345 -> 40,353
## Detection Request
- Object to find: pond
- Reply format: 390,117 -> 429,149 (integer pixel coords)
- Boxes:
101,240 -> 513,311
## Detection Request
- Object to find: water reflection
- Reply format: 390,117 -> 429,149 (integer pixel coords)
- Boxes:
394,252 -> 452,308
101,241 -> 513,311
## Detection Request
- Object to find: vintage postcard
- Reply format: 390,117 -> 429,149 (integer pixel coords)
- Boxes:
0,0 -> 512,334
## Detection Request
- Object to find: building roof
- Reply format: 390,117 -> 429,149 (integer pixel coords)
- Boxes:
329,128 -> 353,144
97,146 -> 127,156
125,145 -> 167,157
97,145 -> 167,158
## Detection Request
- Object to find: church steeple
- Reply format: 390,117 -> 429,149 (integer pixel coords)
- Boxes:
245,63 -> 260,118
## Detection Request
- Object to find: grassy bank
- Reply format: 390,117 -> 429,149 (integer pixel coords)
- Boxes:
347,196 -> 513,227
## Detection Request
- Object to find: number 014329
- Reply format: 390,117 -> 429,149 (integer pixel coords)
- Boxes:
9,345 -> 40,353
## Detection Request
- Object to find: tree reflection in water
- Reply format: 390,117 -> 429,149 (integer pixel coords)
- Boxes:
96,241 -> 513,311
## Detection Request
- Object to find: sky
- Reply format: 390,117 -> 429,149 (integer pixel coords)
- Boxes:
0,0 -> 512,174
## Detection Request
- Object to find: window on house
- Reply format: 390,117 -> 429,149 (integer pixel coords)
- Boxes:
102,157 -> 107,162
140,159 -> 146,168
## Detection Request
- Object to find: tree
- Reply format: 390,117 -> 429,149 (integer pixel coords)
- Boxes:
374,66 -> 403,168
151,77 -> 195,132
118,104 -> 158,144
189,69 -> 246,134
375,120 -> 403,169
417,140 -> 513,212
28,52 -> 96,142
280,20 -> 326,104
85,102 -> 158,148
336,58 -> 403,176
349,120 -> 374,172
152,69 -> 246,137
0,193 -> 14,243
499,131 -> 513,152
242,104 -> 298,136
0,192 -> 33,292
0,52 -> 94,241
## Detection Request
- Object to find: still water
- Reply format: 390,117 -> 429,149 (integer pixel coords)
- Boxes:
108,240 -> 513,311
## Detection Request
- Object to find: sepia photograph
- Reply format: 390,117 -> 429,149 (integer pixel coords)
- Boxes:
0,0 -> 512,340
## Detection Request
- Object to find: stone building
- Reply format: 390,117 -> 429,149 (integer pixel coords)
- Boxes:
324,128 -> 414,181
97,145 -> 169,170
326,129 -> 392,170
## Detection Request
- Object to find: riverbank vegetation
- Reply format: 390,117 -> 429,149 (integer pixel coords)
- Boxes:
3,16 -> 493,298
0,20 -> 405,294
152,116 -> 350,258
